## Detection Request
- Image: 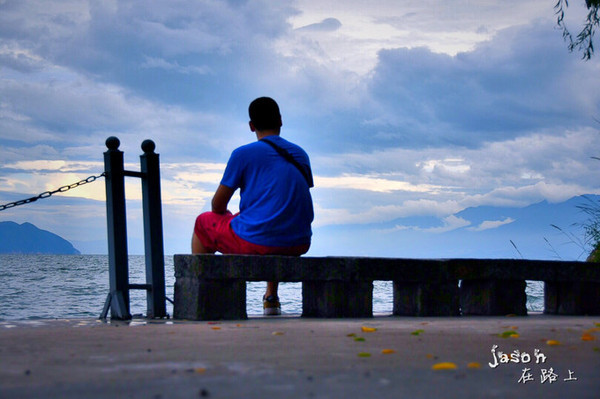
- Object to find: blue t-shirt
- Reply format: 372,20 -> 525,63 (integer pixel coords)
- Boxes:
221,135 -> 314,247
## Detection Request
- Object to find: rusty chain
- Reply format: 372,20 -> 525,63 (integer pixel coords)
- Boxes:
0,172 -> 106,212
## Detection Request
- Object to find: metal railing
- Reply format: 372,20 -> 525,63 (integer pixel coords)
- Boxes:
100,136 -> 167,320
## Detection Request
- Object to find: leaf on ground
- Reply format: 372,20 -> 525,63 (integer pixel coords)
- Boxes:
272,331 -> 284,336
194,368 -> 206,373
361,326 -> 377,333
581,333 -> 596,341
499,330 -> 519,338
432,362 -> 457,370
354,337 -> 366,342
357,352 -> 371,357
211,326 -> 221,330
546,340 -> 561,346
467,362 -> 481,369
411,329 -> 424,336
381,349 -> 396,354
347,333 -> 357,337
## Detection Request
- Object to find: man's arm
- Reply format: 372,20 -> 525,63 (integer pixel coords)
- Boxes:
211,184 -> 235,214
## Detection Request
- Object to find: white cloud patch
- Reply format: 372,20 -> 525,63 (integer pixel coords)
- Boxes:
3,160 -> 102,172
468,217 -> 515,232
296,18 -> 342,32
390,214 -> 471,234
140,57 -> 212,75
421,215 -> 471,234
315,174 -> 441,193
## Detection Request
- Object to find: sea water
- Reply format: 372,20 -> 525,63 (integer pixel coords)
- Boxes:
0,255 -> 545,320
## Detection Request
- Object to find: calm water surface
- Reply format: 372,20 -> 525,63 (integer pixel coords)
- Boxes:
0,255 -> 544,320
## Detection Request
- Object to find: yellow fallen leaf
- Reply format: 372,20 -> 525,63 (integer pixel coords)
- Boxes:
509,333 -> 520,338
546,340 -> 561,346
272,331 -> 284,336
357,352 -> 371,357
582,333 -> 596,341
381,349 -> 396,354
467,362 -> 481,369
211,326 -> 221,330
432,362 -> 457,370
361,326 -> 377,333
499,330 -> 519,338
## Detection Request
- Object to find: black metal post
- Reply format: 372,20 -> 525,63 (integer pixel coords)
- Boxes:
101,136 -> 132,320
140,140 -> 167,318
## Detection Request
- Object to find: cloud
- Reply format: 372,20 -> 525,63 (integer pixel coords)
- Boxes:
0,45 -> 46,72
315,174 -> 441,193
1,1 -> 598,257
364,21 -> 600,149
468,217 -> 515,232
3,160 -> 102,172
296,18 -> 342,32
390,214 -> 471,234
140,56 -> 212,75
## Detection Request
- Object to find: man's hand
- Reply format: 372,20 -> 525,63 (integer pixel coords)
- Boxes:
211,184 -> 235,214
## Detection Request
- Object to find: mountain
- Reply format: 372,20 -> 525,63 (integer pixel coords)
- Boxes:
310,195 -> 599,260
0,221 -> 81,254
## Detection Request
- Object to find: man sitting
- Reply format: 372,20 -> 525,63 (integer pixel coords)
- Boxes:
192,97 -> 314,315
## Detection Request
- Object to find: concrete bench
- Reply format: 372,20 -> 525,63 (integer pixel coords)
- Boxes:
173,255 -> 600,320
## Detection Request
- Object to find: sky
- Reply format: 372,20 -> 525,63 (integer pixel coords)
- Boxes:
0,0 -> 599,257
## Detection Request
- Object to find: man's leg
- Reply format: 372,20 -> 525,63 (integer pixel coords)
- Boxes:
192,211 -> 235,254
191,232 -> 213,254
265,281 -> 278,298
263,281 -> 281,315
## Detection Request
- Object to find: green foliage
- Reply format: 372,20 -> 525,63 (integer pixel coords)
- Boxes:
548,192 -> 600,261
555,0 -> 600,60
578,195 -> 600,261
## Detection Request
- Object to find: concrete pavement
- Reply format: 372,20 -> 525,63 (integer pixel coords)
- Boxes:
0,315 -> 599,398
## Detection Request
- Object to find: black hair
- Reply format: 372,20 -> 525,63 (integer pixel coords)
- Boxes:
249,97 -> 281,130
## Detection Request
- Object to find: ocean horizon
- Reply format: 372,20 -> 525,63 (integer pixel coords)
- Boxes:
0,254 -> 545,321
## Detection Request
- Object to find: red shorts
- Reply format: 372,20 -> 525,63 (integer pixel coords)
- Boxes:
194,211 -> 310,256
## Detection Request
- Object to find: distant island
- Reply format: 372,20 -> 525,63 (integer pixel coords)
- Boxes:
0,221 -> 81,254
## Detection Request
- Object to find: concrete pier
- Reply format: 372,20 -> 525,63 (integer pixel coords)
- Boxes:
0,315 -> 599,398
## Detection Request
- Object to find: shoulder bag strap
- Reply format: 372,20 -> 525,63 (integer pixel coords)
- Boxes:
261,139 -> 314,187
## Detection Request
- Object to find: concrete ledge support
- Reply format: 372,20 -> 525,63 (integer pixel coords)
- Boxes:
174,277 -> 247,320
172,255 -> 600,320
393,281 -> 460,316
302,281 -> 373,318
544,281 -> 600,315
460,279 -> 527,316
